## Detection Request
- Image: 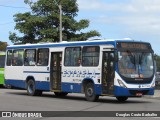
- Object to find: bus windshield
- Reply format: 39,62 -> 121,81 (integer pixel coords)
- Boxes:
118,51 -> 154,79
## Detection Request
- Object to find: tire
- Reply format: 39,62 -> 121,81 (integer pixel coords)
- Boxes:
54,92 -> 68,97
0,84 -> 4,88
116,96 -> 128,102
27,79 -> 42,96
85,82 -> 99,102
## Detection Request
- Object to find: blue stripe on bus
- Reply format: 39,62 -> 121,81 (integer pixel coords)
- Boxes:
7,41 -> 116,49
5,79 -> 50,91
5,79 -> 26,89
61,82 -> 102,95
23,71 -> 50,73
5,79 -> 102,94
5,79 -> 154,96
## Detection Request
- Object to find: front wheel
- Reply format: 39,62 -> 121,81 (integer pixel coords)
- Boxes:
116,96 -> 128,102
85,83 -> 99,102
27,79 -> 42,96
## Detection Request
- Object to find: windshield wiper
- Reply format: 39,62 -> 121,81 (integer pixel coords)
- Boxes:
139,54 -> 143,65
126,50 -> 135,64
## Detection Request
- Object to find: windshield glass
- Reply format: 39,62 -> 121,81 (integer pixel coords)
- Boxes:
118,51 -> 154,78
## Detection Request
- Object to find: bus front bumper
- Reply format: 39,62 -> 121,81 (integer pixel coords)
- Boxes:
114,86 -> 154,97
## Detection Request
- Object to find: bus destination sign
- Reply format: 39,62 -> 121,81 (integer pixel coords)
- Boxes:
117,42 -> 151,50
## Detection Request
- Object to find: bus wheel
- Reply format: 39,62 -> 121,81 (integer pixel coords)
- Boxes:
85,82 -> 99,102
54,92 -> 68,97
27,79 -> 42,96
116,96 -> 128,102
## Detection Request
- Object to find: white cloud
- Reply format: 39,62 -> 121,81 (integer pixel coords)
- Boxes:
77,0 -> 160,35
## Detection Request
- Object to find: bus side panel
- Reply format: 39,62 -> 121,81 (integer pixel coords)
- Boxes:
5,79 -> 26,89
61,82 -> 102,95
5,79 -> 50,91
61,66 -> 102,94
61,82 -> 82,93
23,66 -> 50,91
94,84 -> 102,95
36,81 -> 50,91
5,66 -> 24,88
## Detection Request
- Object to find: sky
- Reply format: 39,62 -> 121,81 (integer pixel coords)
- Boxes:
0,0 -> 160,55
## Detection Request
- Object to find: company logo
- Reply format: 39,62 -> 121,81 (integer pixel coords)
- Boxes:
1,112 -> 42,118
2,112 -> 11,117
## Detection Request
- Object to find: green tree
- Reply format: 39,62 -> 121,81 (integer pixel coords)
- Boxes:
0,41 -> 8,51
9,0 -> 100,44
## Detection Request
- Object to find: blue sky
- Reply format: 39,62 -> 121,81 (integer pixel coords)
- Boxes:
0,0 -> 160,55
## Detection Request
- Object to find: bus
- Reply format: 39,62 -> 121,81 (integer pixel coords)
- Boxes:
4,39 -> 155,102
0,51 -> 5,87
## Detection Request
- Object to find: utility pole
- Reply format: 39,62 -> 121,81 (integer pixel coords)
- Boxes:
54,0 -> 62,42
58,2 -> 62,42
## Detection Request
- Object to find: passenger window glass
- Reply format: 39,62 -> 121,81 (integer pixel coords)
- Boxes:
64,47 -> 81,66
24,49 -> 36,66
37,49 -> 49,66
82,46 -> 100,66
12,50 -> 24,66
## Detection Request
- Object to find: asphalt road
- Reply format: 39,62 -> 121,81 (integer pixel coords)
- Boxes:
0,88 -> 160,120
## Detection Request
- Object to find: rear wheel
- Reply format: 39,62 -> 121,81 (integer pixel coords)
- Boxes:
116,96 -> 128,102
0,84 -> 4,88
85,82 -> 99,102
27,79 -> 42,96
54,92 -> 68,97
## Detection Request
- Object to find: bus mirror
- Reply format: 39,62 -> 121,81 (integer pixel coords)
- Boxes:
154,54 -> 157,60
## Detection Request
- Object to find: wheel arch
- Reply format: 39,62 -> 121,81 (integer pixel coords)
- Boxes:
25,76 -> 35,89
82,78 -> 95,93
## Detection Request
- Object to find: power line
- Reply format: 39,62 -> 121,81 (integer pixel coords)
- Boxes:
0,4 -> 30,9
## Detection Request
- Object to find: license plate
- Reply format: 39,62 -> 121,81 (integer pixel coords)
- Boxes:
136,93 -> 143,96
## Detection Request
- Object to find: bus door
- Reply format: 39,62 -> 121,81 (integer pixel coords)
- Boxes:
50,52 -> 62,91
102,51 -> 115,95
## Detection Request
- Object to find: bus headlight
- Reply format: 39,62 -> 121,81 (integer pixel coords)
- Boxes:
118,79 -> 127,88
151,82 -> 155,88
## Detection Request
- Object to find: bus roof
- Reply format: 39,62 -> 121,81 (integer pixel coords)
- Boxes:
6,39 -> 150,50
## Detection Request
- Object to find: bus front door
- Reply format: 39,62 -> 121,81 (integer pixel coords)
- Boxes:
102,51 -> 115,95
50,52 -> 62,91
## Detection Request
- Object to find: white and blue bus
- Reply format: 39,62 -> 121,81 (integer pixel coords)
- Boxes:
4,39 -> 155,102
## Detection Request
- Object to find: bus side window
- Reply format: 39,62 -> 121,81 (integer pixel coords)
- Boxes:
24,49 -> 36,66
37,48 -> 49,66
64,47 -> 81,66
12,50 -> 24,66
6,50 -> 12,66
82,46 -> 100,66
